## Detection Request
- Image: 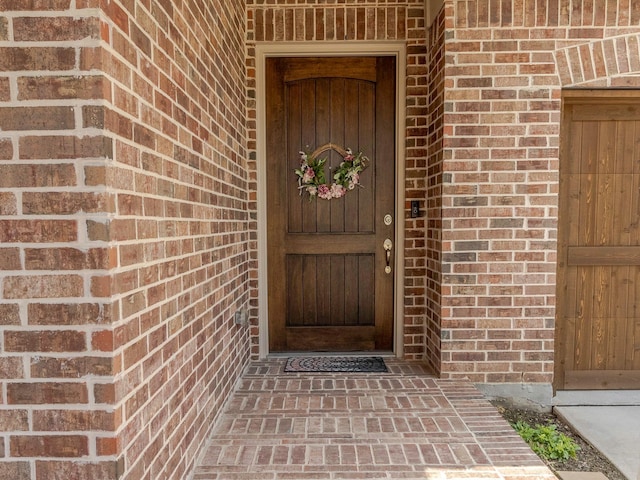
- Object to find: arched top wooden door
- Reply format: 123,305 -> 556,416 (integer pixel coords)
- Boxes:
265,56 -> 396,352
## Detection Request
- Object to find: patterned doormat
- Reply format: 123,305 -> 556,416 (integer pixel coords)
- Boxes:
284,356 -> 388,373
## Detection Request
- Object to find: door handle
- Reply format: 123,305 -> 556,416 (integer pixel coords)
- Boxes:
383,238 -> 392,274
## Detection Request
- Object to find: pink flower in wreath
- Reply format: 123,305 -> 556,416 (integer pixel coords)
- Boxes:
331,184 -> 346,198
306,185 -> 317,196
302,167 -> 315,183
344,148 -> 354,161
317,184 -> 332,199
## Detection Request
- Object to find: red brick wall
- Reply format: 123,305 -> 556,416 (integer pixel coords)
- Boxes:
1,1 -> 250,479
437,0 -> 640,384
245,0 -> 430,360
425,5 -> 447,375
0,4 -> 115,479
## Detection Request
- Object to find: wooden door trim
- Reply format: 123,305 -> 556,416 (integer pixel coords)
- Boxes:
255,42 -> 407,359
564,370 -> 640,390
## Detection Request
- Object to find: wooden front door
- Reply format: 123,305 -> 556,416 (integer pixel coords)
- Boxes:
556,91 -> 640,390
266,56 -> 396,352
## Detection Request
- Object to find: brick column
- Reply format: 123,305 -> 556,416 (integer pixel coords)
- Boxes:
1,1 -> 251,479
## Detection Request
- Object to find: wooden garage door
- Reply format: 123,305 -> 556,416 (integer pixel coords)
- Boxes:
556,90 -> 640,390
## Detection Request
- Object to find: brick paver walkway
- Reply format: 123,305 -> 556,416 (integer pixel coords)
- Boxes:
193,359 -> 557,479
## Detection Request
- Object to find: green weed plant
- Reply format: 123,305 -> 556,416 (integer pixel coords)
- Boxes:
511,420 -> 580,461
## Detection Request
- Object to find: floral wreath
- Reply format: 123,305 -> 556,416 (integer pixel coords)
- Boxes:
294,143 -> 369,200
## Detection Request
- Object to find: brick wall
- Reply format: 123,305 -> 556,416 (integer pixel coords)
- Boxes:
0,4 -> 114,479
436,0 -> 640,384
245,0 -> 430,360
3,0 -> 638,477
1,1 -> 250,479
425,4 -> 446,375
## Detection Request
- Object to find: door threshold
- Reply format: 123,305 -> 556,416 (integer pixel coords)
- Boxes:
267,351 -> 396,358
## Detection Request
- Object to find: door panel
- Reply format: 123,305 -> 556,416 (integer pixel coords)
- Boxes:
557,91 -> 640,389
266,56 -> 396,352
285,254 -> 375,327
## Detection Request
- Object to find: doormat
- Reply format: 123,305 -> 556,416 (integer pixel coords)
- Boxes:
284,356 -> 388,373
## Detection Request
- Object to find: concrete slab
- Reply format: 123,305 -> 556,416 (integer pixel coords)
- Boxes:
557,472 -> 609,480
555,406 -> 640,480
554,390 -> 640,406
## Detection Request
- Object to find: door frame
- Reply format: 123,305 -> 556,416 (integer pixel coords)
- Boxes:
255,42 -> 407,358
